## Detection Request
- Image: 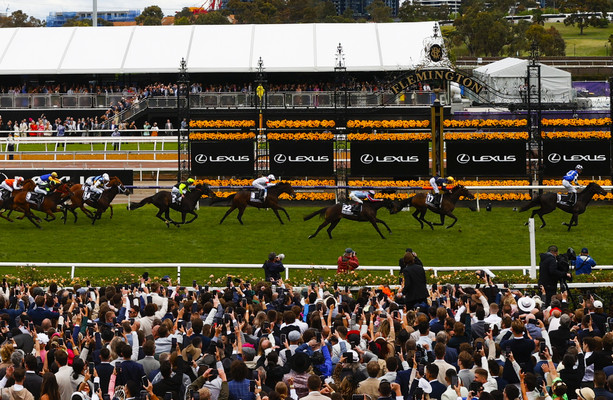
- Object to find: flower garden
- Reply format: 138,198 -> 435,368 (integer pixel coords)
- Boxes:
189,118 -> 613,202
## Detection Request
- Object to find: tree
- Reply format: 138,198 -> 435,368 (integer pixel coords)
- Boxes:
135,5 -> 164,25
560,0 -> 608,35
526,24 -> 565,56
194,11 -> 230,24
63,17 -> 113,27
174,16 -> 191,25
0,10 -> 43,27
225,0 -> 288,24
452,6 -> 509,56
366,0 -> 392,22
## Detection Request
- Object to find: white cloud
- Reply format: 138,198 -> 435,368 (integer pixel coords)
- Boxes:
12,1 -> 195,21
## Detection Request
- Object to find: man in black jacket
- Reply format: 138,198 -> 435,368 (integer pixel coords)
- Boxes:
401,251 -> 428,309
262,252 -> 285,283
538,245 -> 570,306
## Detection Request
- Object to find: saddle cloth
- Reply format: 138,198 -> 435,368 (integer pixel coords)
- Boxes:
557,194 -> 575,206
26,192 -> 39,205
250,192 -> 266,202
341,203 -> 361,216
426,193 -> 437,207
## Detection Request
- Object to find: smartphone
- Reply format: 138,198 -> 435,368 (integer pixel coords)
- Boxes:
504,282 -> 509,289
316,332 -> 322,342
57,338 -> 64,346
454,283 -> 460,291
89,362 -> 95,376
141,376 -> 149,388
333,282 -> 338,290
94,381 -> 100,392
88,327 -> 94,337
417,364 -> 425,376
171,337 -> 177,349
193,280 -> 197,288
476,341 -> 483,351
451,375 -> 458,387
115,362 -> 122,375
280,333 -> 287,344
147,296 -> 152,304
192,303 -> 198,313
227,277 -> 232,288
249,380 -> 256,392
29,322 -> 34,331
342,352 -> 353,362
395,345 -> 401,354
345,285 -> 349,293
431,283 -> 437,292
505,346 -> 511,357
540,341 -> 547,354
204,285 -> 209,292
86,280 -> 91,287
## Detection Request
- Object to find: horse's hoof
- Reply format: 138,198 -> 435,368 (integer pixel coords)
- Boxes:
524,221 -> 529,226
446,226 -> 452,229
540,225 -> 545,229
308,235 -> 314,239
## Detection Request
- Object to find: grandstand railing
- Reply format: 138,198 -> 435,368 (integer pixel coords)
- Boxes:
0,262 -> 610,288
0,93 -> 135,109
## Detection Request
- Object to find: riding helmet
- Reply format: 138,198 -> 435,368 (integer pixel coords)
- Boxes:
368,190 -> 375,195
267,174 -> 276,181
447,176 -> 455,182
187,178 -> 195,184
102,173 -> 110,181
51,172 -> 58,178
575,164 -> 583,170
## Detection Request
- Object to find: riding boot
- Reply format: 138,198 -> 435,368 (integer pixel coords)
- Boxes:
568,193 -> 575,206
259,189 -> 265,201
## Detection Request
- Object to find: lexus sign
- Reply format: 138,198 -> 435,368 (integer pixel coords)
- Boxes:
446,140 -> 526,176
269,140 -> 334,176
350,141 -> 429,177
543,139 -> 610,176
191,140 -> 254,176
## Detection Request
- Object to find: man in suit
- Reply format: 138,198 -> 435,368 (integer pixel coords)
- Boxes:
426,364 -> 446,400
118,342 -> 145,389
95,348 -> 115,395
433,343 -> 455,385
138,339 -> 160,378
301,375 -> 329,400
356,361 -> 381,400
401,251 -> 428,309
54,350 -> 74,400
11,327 -> 34,355
23,355 -> 42,400
538,245 -> 569,306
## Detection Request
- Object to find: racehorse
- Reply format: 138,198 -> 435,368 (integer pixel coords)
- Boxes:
303,199 -> 396,239
89,176 -> 129,225
10,181 -> 73,228
61,183 -> 95,223
0,179 -> 34,223
392,185 -> 475,229
128,183 -> 213,227
519,182 -> 606,230
218,182 -> 296,225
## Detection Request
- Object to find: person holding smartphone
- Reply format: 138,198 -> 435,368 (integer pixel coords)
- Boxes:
441,370 -> 468,400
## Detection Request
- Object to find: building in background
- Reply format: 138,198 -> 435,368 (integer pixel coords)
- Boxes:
46,10 -> 141,27
333,0 -> 400,17
409,0 -> 461,13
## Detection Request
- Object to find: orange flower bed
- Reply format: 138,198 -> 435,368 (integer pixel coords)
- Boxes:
267,132 -> 334,141
445,132 -> 529,140
541,118 -> 611,127
189,132 -> 256,140
190,120 -> 255,128
541,131 -> 611,140
266,120 -> 335,129
348,133 -> 431,141
348,179 -> 531,187
195,179 -> 336,186
444,119 -> 527,128
347,120 -> 430,129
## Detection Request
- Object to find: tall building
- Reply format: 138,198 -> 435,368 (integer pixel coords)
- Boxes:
333,0 -> 400,18
46,10 -> 141,27
410,0 -> 461,13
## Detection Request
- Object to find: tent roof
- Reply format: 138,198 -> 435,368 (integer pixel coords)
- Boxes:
473,57 -> 571,78
0,22 -> 440,75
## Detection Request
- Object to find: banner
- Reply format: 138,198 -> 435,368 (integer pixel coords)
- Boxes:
350,141 -> 429,177
269,140 -> 334,176
446,140 -> 527,176
191,140 -> 254,176
0,169 -> 133,185
543,140 -> 611,177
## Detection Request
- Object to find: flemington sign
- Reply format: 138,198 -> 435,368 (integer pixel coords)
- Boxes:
390,69 -> 484,95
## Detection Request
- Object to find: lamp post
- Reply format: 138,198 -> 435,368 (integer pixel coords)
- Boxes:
177,58 -> 190,183
255,57 -> 267,176
334,43 -> 348,199
527,41 -> 542,189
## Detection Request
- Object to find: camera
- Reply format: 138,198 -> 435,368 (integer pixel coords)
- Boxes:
566,247 -> 577,261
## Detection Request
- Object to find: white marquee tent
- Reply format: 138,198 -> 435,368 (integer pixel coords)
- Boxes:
0,22 -> 440,75
472,57 -> 573,103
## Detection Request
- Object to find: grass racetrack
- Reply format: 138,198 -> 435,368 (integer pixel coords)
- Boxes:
0,202 -> 611,284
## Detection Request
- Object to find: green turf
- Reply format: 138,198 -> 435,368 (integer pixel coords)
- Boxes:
545,22 -> 613,56
0,203 -> 611,284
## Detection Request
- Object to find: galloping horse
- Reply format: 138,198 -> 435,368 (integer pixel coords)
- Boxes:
304,199 -> 396,239
128,184 -> 213,227
10,181 -> 73,228
218,182 -> 296,225
0,179 -> 36,223
89,177 -> 129,225
519,182 -> 606,230
393,185 -> 475,229
62,183 -> 94,223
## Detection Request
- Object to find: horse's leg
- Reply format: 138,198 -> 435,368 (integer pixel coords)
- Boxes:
411,209 -> 424,229
563,214 -> 578,230
278,206 -> 290,221
535,210 -> 547,228
236,206 -> 246,225
418,209 -> 433,230
108,205 -> 113,219
432,213 -> 445,226
272,208 -> 284,225
326,219 -> 341,239
44,209 -> 56,222
185,210 -> 198,224
375,218 -> 392,233
69,207 -> 78,223
308,219 -> 331,239
368,216 -> 386,239
80,206 -> 94,220
445,212 -> 458,229
154,207 -> 170,227
23,206 -> 41,229
219,206 -> 236,224
0,211 -> 13,223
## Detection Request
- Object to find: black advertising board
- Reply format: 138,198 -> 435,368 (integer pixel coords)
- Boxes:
0,169 -> 133,185
269,140 -> 334,176
543,140 -> 611,177
350,141 -> 429,177
191,140 -> 254,176
446,140 -> 527,176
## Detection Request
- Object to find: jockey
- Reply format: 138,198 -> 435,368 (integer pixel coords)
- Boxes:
429,175 -> 454,207
34,172 -> 60,196
349,189 -> 380,204
84,173 -> 110,201
252,174 -> 276,201
0,176 -> 24,199
172,178 -> 195,204
562,164 -> 582,205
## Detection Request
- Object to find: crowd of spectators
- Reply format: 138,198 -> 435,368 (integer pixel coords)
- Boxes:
0,247 -> 610,400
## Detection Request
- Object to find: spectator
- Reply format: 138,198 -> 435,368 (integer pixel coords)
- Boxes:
0,367 -> 34,400
574,248 -> 596,275
262,252 -> 285,283
401,250 -> 428,309
111,127 -> 120,150
40,372 -> 61,400
538,245 -> 570,306
337,248 -> 359,273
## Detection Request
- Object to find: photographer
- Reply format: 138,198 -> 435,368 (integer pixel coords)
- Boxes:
538,245 -> 571,307
574,248 -> 596,275
337,248 -> 359,273
262,252 -> 285,283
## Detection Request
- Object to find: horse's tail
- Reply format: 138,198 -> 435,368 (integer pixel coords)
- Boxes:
209,193 -> 235,205
303,207 -> 328,221
519,196 -> 540,212
129,195 -> 154,211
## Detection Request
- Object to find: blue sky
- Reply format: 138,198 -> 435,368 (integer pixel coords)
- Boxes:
13,1 -> 201,21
